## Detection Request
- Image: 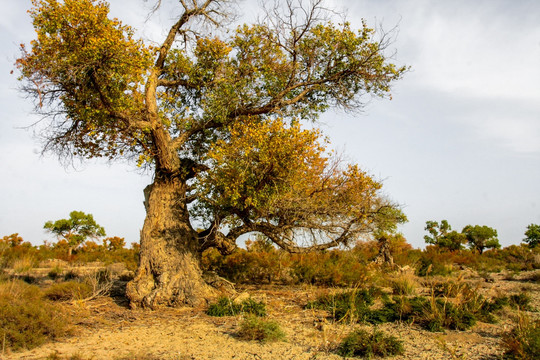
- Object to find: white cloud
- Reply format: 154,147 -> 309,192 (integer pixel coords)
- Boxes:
474,116 -> 540,154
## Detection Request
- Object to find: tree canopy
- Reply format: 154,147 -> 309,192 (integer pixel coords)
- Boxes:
523,224 -> 540,249
423,220 -> 466,251
462,225 -> 500,254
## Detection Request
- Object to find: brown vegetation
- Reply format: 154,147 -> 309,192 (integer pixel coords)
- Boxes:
1,234 -> 540,359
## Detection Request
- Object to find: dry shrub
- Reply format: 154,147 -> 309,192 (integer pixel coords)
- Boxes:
48,265 -> 64,279
202,246 -> 369,286
389,272 -> 417,295
44,280 -> 93,301
502,314 -> 540,359
0,279 -> 69,351
509,293 -> 533,311
11,255 -> 36,274
45,352 -> 85,360
523,271 -> 540,283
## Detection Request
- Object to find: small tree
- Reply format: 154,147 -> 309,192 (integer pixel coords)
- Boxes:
462,225 -> 500,254
523,224 -> 540,248
44,211 -> 106,257
424,220 -> 466,251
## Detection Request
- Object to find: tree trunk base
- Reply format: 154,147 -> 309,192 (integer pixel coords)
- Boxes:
127,252 -> 218,309
203,271 -> 236,295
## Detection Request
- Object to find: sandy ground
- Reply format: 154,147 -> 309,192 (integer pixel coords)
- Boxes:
4,270 -> 539,360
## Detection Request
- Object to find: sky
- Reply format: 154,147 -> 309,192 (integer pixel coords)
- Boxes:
1,0 -> 539,249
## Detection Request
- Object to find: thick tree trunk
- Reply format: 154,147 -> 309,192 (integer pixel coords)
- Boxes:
374,235 -> 394,267
126,176 -> 216,308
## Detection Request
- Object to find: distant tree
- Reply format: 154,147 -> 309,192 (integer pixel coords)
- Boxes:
81,240 -> 101,252
523,224 -> 540,248
423,220 -> 466,251
462,225 -> 500,254
0,233 -> 24,248
104,236 -> 126,251
44,211 -> 106,257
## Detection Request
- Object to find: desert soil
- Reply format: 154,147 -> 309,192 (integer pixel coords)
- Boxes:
4,270 -> 540,360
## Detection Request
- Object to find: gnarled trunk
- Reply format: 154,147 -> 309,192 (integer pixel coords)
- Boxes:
126,176 -> 216,308
374,235 -> 394,268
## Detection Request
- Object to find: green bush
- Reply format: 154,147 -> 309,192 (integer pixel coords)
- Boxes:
337,329 -> 404,358
306,288 -> 377,322
44,280 -> 93,301
502,316 -> 540,359
0,280 -> 69,351
237,315 -> 286,342
307,288 -> 503,332
420,298 -> 477,332
206,296 -> 266,317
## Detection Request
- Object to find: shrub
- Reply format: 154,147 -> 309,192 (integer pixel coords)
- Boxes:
509,293 -> 533,311
416,257 -> 454,277
420,298 -> 477,332
237,315 -> 286,342
432,278 -> 472,298
390,273 -> 417,295
306,288 -> 377,322
239,297 -> 267,317
337,329 -> 404,358
48,265 -> 64,279
44,280 -> 93,301
206,296 -> 266,317
502,315 -> 540,359
0,280 -> 69,351
11,255 -> 36,274
308,282 -> 505,332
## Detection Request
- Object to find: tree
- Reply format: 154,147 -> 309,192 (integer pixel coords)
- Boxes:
462,225 -> 500,254
423,220 -> 466,251
523,224 -> 540,248
104,236 -> 126,251
0,233 -> 24,248
17,0 -> 407,308
44,211 -> 106,257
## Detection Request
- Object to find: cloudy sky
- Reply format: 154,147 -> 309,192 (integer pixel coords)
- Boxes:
1,0 -> 539,249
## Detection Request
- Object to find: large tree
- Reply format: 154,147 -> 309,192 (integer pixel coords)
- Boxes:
17,0 -> 407,308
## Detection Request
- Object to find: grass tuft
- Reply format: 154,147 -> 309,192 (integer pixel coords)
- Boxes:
206,296 -> 266,317
337,329 -> 404,358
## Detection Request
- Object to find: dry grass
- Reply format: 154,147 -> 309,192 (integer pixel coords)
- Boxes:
0,279 -> 70,351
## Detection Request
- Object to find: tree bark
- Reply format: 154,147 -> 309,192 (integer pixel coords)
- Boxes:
373,235 -> 394,267
126,176 -> 216,308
